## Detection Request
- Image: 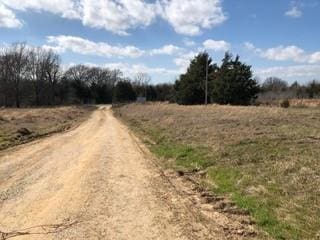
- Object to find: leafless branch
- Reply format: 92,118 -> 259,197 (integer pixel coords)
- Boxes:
0,220 -> 79,240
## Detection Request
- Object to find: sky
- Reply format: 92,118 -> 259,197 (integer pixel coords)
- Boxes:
0,0 -> 319,84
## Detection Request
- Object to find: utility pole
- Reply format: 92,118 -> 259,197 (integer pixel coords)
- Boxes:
205,56 -> 208,105
145,83 -> 147,100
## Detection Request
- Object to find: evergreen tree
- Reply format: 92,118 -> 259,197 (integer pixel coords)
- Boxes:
155,83 -> 174,102
175,52 -> 217,105
211,53 -> 259,105
306,80 -> 320,98
114,80 -> 136,102
146,85 -> 158,101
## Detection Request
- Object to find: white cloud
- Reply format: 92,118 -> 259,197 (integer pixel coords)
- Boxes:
244,42 -> 256,51
41,44 -> 66,53
309,52 -> 320,64
150,44 -> 182,55
1,0 -> 227,35
246,42 -> 320,64
46,35 -> 187,59
261,45 -> 306,62
285,6 -> 302,18
80,0 -> 229,36
46,35 -> 145,58
103,62 -> 179,78
0,3 -> 22,28
255,65 -> 320,81
2,0 -> 156,34
183,38 -> 196,47
2,0 -> 81,19
203,39 -> 230,51
159,0 -> 227,36
174,51 -> 197,72
81,0 -> 157,35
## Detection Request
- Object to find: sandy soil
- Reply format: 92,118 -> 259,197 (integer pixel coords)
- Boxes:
0,106 -> 258,240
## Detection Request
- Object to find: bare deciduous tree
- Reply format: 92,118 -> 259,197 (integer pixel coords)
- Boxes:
27,47 -> 47,105
0,51 -> 13,107
134,72 -> 151,98
8,43 -> 29,108
44,51 -> 61,105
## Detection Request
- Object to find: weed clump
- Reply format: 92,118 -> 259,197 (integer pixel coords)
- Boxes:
280,99 -> 290,108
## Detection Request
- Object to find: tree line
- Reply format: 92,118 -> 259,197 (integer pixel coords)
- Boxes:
1,43 -> 319,107
0,43 -> 173,107
174,52 -> 320,105
258,77 -> 320,104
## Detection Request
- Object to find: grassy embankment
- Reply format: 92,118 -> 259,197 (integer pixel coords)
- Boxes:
0,106 -> 95,150
114,103 -> 320,240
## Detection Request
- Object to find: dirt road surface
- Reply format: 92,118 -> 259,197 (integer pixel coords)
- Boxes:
0,106 -> 258,240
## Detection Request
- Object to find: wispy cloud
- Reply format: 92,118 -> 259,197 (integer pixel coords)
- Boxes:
203,39 -> 230,52
47,35 -> 145,58
255,65 -> 320,81
285,2 -> 302,18
244,42 -> 320,64
46,35 -> 186,58
0,3 -> 22,28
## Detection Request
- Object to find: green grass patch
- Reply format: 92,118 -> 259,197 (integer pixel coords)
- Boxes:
150,142 -> 215,171
149,138 -> 301,239
130,127 -> 302,239
0,135 -> 11,146
222,138 -> 291,165
207,167 -> 299,239
139,129 -> 301,240
128,122 -> 216,171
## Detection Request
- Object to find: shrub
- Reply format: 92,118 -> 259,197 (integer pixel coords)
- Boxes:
280,99 -> 290,108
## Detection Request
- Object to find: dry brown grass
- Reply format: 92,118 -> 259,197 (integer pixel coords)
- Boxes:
290,99 -> 320,107
0,106 -> 95,150
115,103 -> 320,239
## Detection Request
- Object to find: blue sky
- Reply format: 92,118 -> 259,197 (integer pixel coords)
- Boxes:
0,0 -> 319,84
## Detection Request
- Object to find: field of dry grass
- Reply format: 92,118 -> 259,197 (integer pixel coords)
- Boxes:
0,106 -> 95,150
290,99 -> 320,107
114,103 -> 320,240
